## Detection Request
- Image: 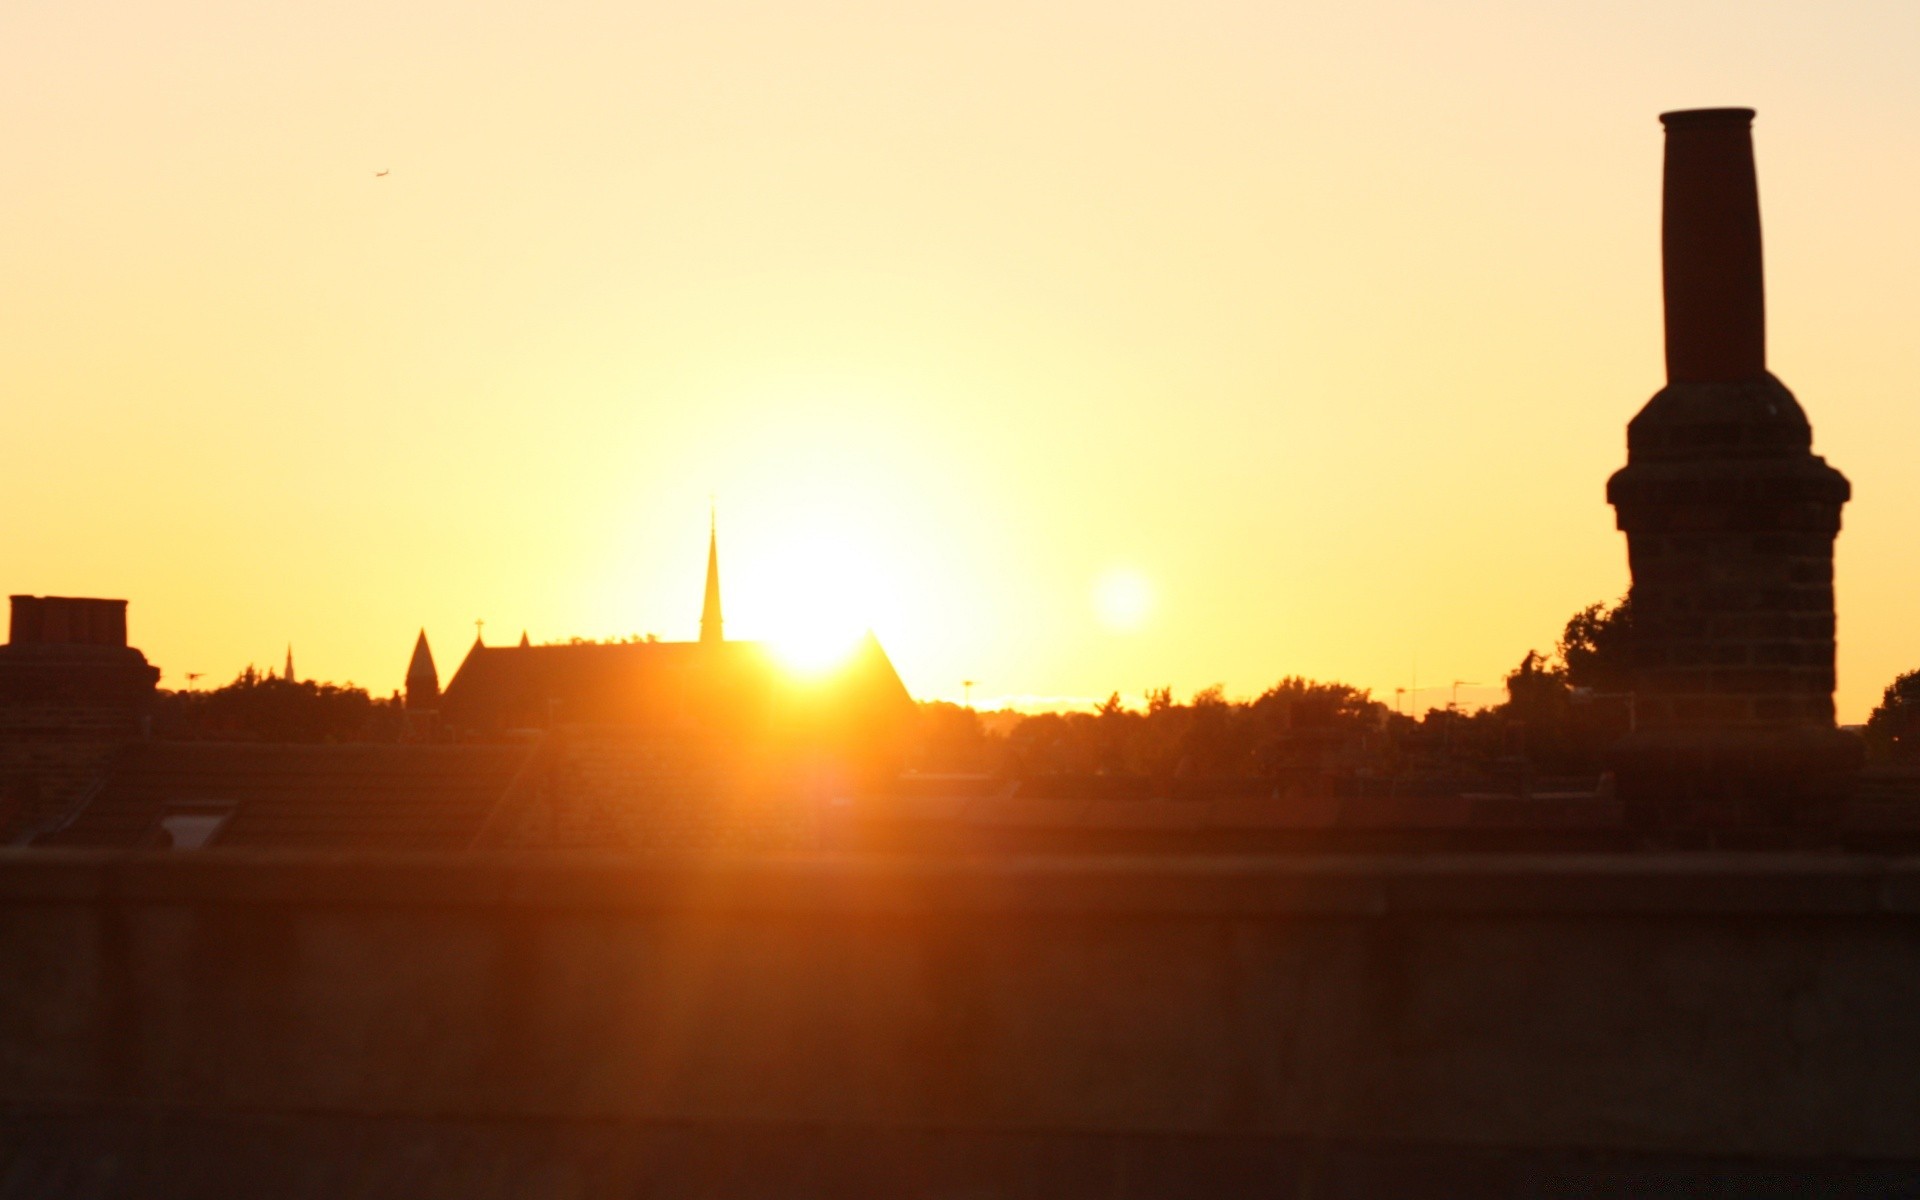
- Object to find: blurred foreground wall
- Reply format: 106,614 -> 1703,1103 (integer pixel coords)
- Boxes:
2,851 -> 1920,1196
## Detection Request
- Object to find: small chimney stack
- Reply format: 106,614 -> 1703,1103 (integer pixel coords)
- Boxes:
0,596 -> 160,841
9,596 -> 130,649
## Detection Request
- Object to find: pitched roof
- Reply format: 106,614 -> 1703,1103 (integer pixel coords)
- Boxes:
38,742 -> 535,851
438,636 -> 912,739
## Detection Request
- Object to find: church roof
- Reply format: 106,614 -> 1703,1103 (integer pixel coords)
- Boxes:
438,635 -> 912,738
435,515 -> 910,744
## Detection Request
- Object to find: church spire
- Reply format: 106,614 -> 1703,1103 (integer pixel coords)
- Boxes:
406,629 -> 439,710
700,506 -> 724,644
284,644 -> 295,684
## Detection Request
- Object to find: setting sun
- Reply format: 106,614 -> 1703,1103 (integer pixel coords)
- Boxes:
1093,568 -> 1154,634
758,532 -> 880,674
773,623 -> 868,675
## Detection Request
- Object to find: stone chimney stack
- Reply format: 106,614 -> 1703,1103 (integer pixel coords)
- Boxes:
1,596 -> 157,707
0,596 -> 161,841
1606,108 -> 1858,826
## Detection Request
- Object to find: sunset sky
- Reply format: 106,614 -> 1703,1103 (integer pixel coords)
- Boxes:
5,0 -> 1917,720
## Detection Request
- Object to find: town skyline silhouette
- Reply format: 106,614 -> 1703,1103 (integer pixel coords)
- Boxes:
6,0 -> 1920,1190
3,0 -> 1920,1182
7,5 -> 1916,724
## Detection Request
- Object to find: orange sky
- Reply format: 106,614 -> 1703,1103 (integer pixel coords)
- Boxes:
4,0 -> 1917,720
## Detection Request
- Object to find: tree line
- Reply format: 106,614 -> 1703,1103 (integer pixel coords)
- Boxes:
152,666 -> 403,743
912,596 -> 1920,777
153,607 -> 1920,766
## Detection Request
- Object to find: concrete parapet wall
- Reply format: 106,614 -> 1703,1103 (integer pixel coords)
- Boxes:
2,850 -> 1919,1185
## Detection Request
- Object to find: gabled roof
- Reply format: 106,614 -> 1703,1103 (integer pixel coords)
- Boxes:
438,636 -> 912,739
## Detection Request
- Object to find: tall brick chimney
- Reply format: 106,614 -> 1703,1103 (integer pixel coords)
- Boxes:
1606,109 -> 1859,826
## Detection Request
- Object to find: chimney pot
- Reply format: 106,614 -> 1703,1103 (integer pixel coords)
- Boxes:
1660,107 -> 1766,383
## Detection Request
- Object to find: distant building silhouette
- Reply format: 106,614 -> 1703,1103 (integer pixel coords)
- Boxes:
0,596 -> 159,840
1607,108 -> 1858,822
405,629 -> 439,711
430,522 -> 913,772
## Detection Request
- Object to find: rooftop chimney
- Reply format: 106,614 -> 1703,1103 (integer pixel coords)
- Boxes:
9,596 -> 129,649
1660,108 -> 1766,384
0,596 -> 160,840
1606,108 -> 1857,830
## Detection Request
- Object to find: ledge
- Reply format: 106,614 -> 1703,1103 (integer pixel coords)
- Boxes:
0,849 -> 1916,919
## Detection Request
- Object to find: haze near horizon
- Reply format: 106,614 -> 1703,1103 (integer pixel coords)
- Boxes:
5,0 -> 1916,719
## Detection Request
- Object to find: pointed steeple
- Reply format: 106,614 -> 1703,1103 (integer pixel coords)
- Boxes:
285,644 -> 296,684
700,506 -> 724,644
406,629 -> 439,709
519,630 -> 530,648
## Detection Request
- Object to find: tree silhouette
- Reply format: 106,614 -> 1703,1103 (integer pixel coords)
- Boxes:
1865,670 -> 1920,762
919,677 -> 1391,780
1499,596 -> 1636,773
152,668 -> 402,743
1558,596 -> 1633,692
908,701 -> 988,771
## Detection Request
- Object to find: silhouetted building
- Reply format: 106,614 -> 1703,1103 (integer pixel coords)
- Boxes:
433,525 -> 914,775
441,635 -> 910,740
0,595 -> 160,841
405,630 -> 439,710
1607,109 -> 1859,822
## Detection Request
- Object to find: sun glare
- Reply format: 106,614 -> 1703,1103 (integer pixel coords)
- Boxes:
1093,568 -> 1154,633
759,532 -> 880,675
773,624 -> 866,675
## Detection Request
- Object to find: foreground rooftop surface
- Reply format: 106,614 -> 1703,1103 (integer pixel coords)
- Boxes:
2,848 -> 1919,1197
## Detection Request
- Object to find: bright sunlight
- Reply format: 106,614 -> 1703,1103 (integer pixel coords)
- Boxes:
1092,568 -> 1154,634
761,532 -> 878,674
